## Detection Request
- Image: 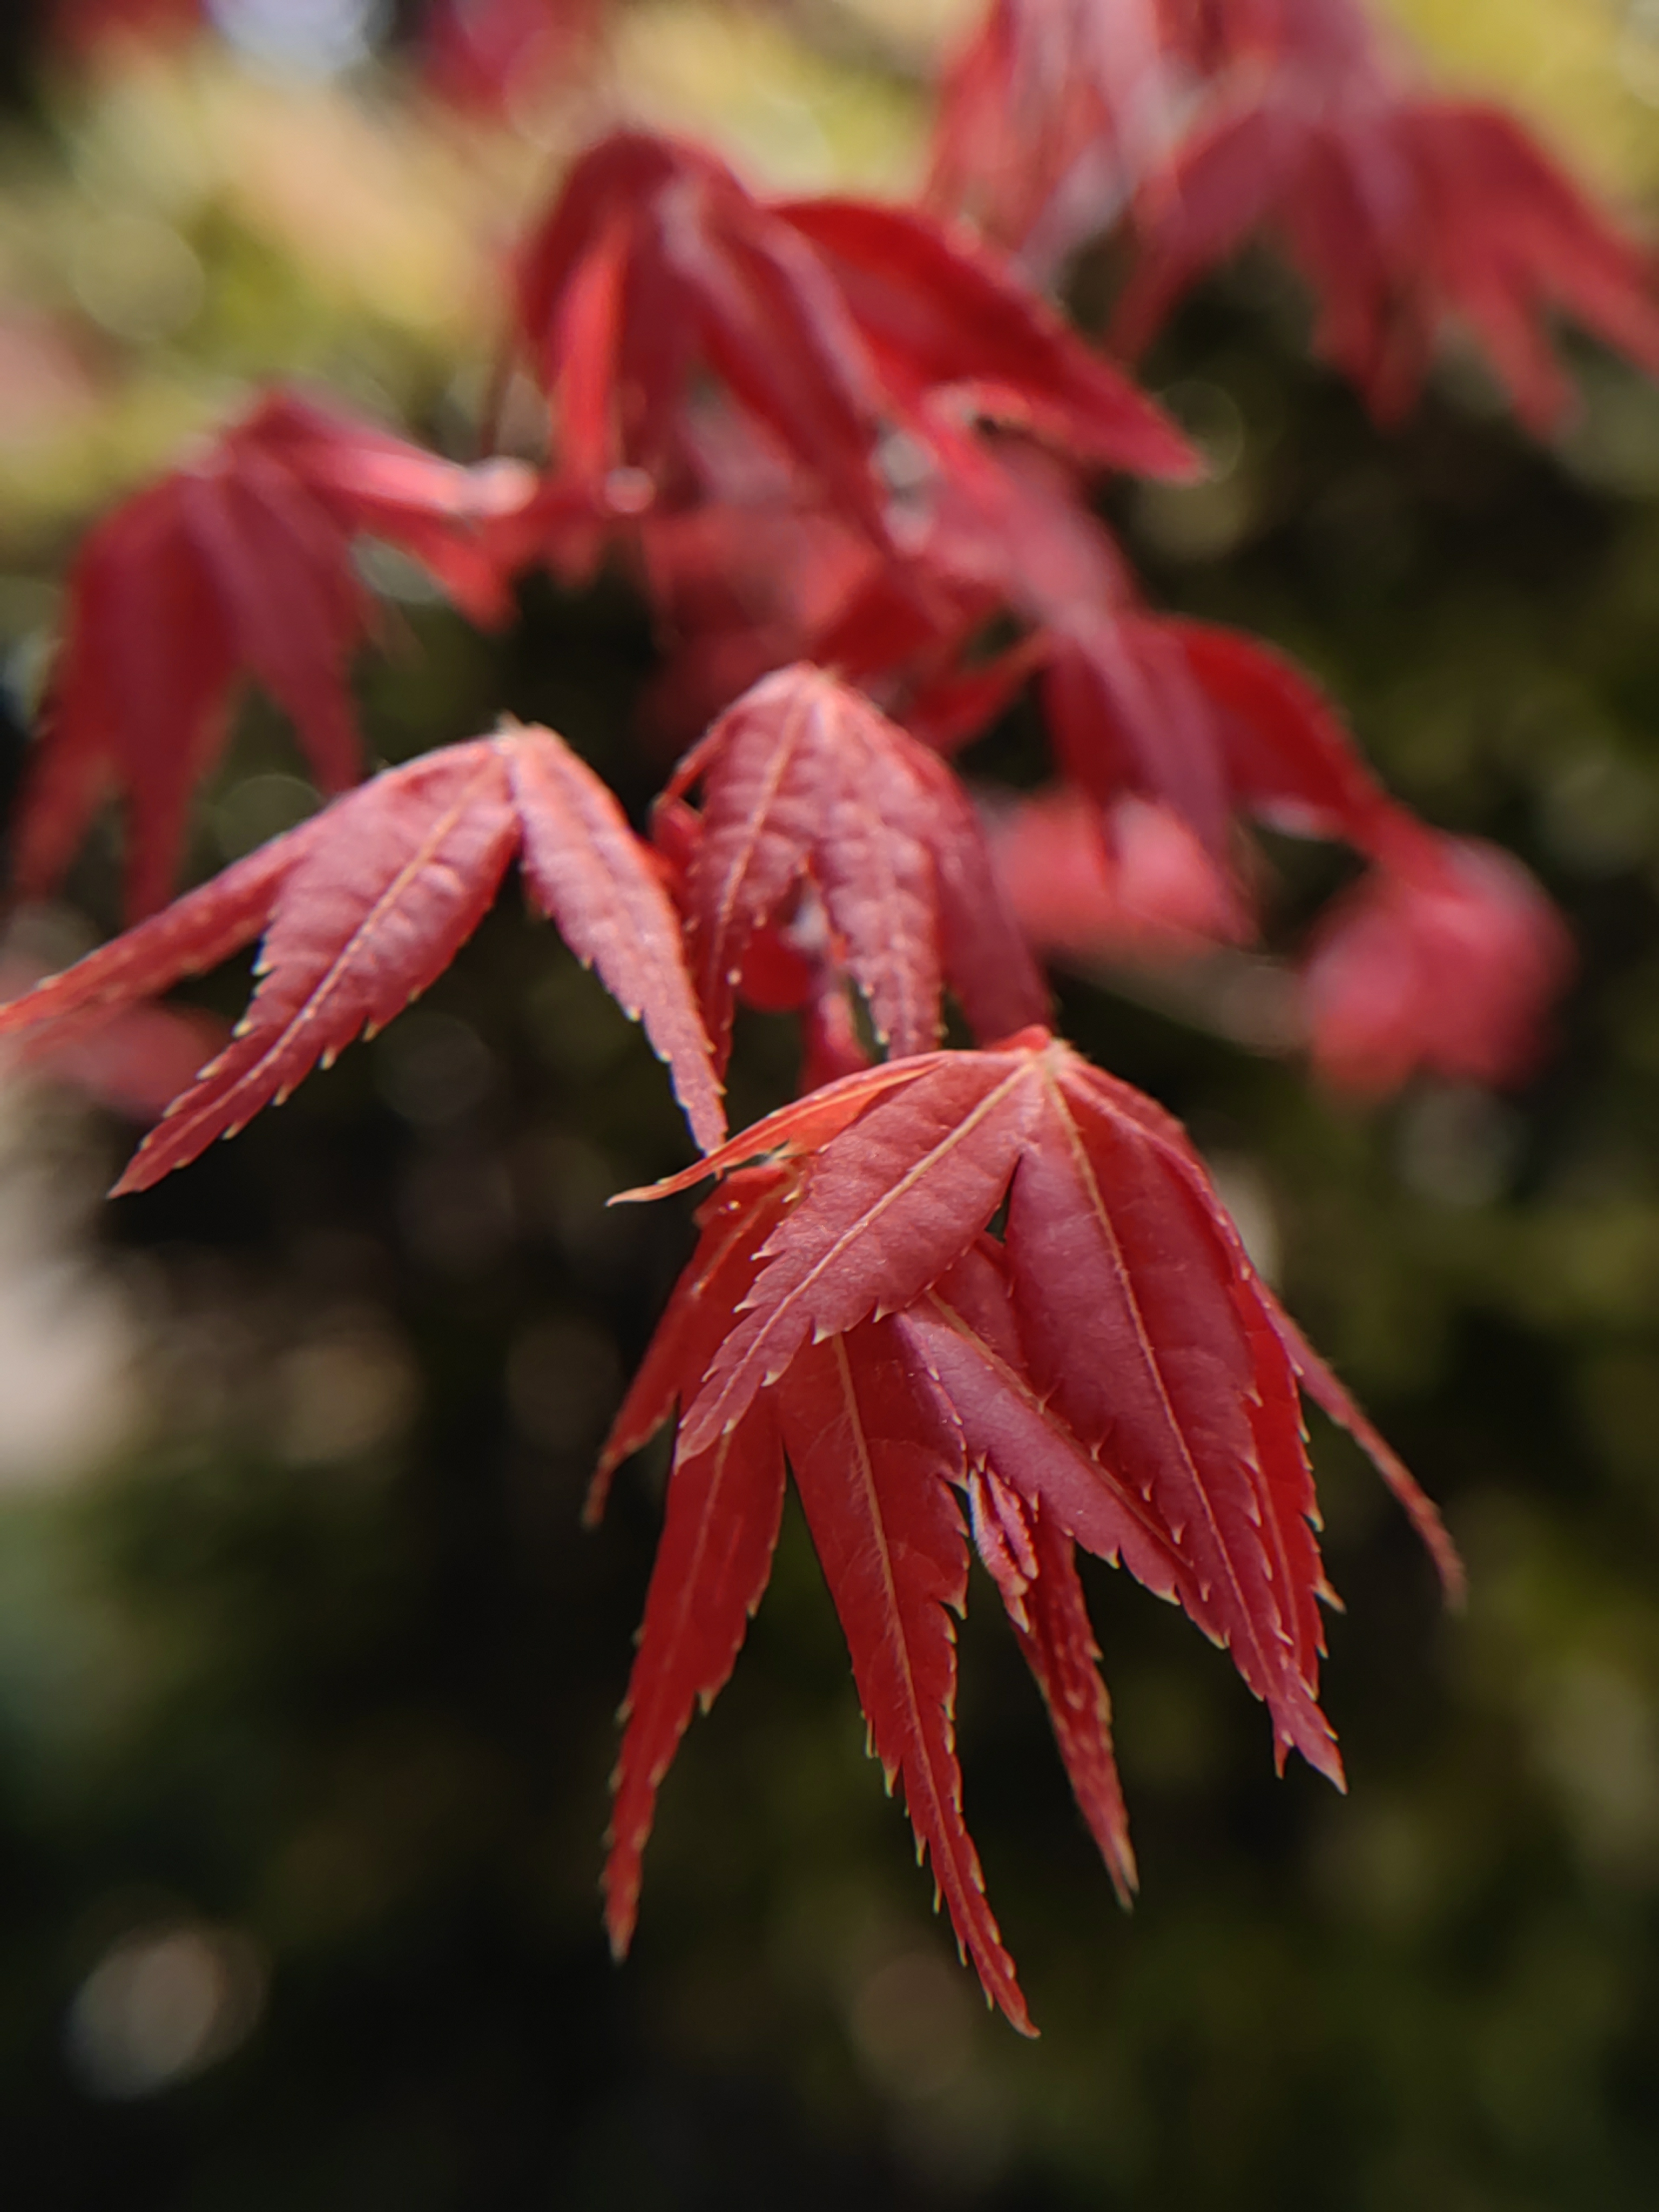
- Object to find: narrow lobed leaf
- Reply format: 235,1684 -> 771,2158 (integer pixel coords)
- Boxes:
779,1323 -> 1034,2032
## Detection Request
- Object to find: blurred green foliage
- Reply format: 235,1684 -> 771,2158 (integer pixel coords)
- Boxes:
5,9 -> 1659,2210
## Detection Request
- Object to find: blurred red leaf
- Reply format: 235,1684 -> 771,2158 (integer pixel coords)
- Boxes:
16,391 -> 533,922
926,0 -> 1172,269
1113,5 -> 1659,427
990,785 -> 1246,962
1301,833 -> 1574,1093
511,130 -> 1193,564
515,132 -> 893,539
777,196 -> 1196,476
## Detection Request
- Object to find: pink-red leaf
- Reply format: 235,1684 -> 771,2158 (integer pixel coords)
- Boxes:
779,1323 -> 1033,2032
15,390 -> 532,919
1301,835 -> 1573,1096
0,726 -> 724,1189
968,1467 -> 1136,1907
117,743 -> 522,1195
678,1048 -> 1043,1458
515,132 -> 891,539
1011,1054 -> 1338,1777
603,1401 -> 787,1958
508,731 -> 724,1152
613,1025 -> 1457,2018
778,197 -> 1196,478
667,664 -> 1046,1068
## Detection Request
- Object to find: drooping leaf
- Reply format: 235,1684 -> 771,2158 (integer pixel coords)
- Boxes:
1112,6 -> 1659,428
636,1030 -> 1453,1758
779,1321 -> 1034,2032
777,196 -> 1196,477
925,0 -> 1659,430
0,726 -> 725,1182
605,1026 -> 1460,2017
989,786 -> 1244,965
516,132 -> 892,540
664,663 -> 1047,1068
925,0 -> 1172,271
603,1400 -> 787,1958
966,1463 -> 1137,1907
1300,834 -> 1574,1096
15,391 -> 534,920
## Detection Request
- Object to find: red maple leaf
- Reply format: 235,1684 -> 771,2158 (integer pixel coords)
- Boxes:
1301,832 -> 1575,1092
926,0 -> 1174,271
774,196 -> 1195,476
511,131 -> 1194,558
659,663 -> 1047,1069
596,1027 -> 1460,2025
989,785 -> 1246,963
1112,1 -> 1659,427
16,391 -> 534,922
0,724 -> 725,1183
515,132 -> 894,540
924,0 -> 1659,429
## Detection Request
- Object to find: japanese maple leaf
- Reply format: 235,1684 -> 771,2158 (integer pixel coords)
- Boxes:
1111,4 -> 1659,428
1037,606 -> 1420,875
16,391 -> 534,922
660,663 -> 1047,1069
925,0 -> 1174,272
773,197 -> 1195,477
989,785 -> 1247,964
594,1155 -> 1058,2031
598,1027 -> 1459,2024
512,131 -> 1193,553
515,131 -> 894,541
1301,832 -> 1575,1093
0,724 -> 724,1184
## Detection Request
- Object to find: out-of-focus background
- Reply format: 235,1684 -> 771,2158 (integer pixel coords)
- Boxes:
5,3 -> 1659,2206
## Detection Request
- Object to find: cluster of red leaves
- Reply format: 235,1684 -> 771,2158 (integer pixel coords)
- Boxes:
589,1028 -> 1461,2028
488,88 -> 1582,1094
510,131 -> 1192,549
0,670 -> 1459,2025
9,0 -> 1637,2025
22,7 -> 1601,1094
929,0 -> 1659,429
